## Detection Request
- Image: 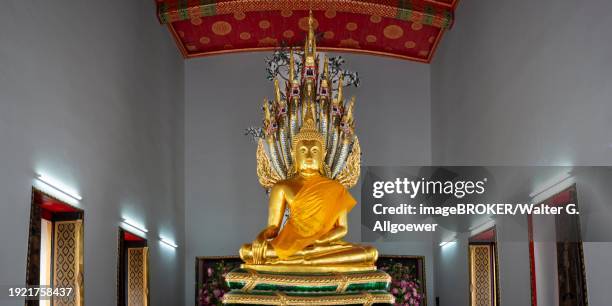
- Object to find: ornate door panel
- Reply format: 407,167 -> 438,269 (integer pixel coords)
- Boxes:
53,220 -> 83,306
127,247 -> 149,306
470,245 -> 495,306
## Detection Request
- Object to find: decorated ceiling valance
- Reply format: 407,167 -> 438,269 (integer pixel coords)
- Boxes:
156,0 -> 457,62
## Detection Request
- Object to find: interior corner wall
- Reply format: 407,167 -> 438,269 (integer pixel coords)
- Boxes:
184,52 -> 432,304
430,0 -> 612,305
433,233 -> 469,306
0,1 -> 185,305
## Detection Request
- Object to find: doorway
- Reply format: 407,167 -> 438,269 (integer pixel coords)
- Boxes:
528,186 -> 588,306
25,188 -> 84,306
469,227 -> 499,306
117,228 -> 149,306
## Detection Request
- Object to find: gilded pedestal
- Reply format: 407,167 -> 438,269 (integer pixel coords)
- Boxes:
222,268 -> 394,305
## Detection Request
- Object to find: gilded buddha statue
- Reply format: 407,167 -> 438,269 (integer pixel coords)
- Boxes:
223,12 -> 394,305
237,13 -> 378,272
240,116 -> 378,269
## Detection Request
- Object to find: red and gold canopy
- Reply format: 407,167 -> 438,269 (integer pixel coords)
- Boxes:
156,0 -> 457,62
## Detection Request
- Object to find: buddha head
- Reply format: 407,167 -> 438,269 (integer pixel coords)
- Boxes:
292,118 -> 326,175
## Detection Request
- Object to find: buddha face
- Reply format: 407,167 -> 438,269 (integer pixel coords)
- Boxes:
294,139 -> 324,174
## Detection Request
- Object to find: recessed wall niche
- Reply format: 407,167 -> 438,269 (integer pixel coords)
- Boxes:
117,228 -> 149,306
25,188 -> 84,306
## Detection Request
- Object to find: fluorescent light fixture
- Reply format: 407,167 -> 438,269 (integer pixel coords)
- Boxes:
159,237 -> 178,248
439,241 -> 456,248
469,219 -> 496,236
120,218 -> 148,237
35,173 -> 82,201
530,172 -> 574,204
439,236 -> 457,248
529,172 -> 571,198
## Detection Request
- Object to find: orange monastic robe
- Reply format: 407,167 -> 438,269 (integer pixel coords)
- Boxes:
270,175 -> 356,259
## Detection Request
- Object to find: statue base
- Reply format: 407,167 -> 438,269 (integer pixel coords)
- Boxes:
222,268 -> 394,305
241,263 -> 377,273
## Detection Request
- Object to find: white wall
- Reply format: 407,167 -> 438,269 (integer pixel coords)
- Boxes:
184,52 -> 432,303
434,232 -> 469,306
0,1 -> 184,305
431,0 -> 612,165
431,0 -> 612,305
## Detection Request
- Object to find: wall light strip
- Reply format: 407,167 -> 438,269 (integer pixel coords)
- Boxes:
159,237 -> 178,248
530,172 -> 575,204
439,237 -> 457,248
120,218 -> 148,237
529,172 -> 571,198
36,173 -> 82,201
531,176 -> 575,204
440,240 -> 457,248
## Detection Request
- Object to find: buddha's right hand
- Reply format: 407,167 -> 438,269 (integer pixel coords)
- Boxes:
252,226 -> 278,264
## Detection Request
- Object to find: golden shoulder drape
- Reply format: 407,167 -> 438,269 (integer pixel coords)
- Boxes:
271,176 -> 356,259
